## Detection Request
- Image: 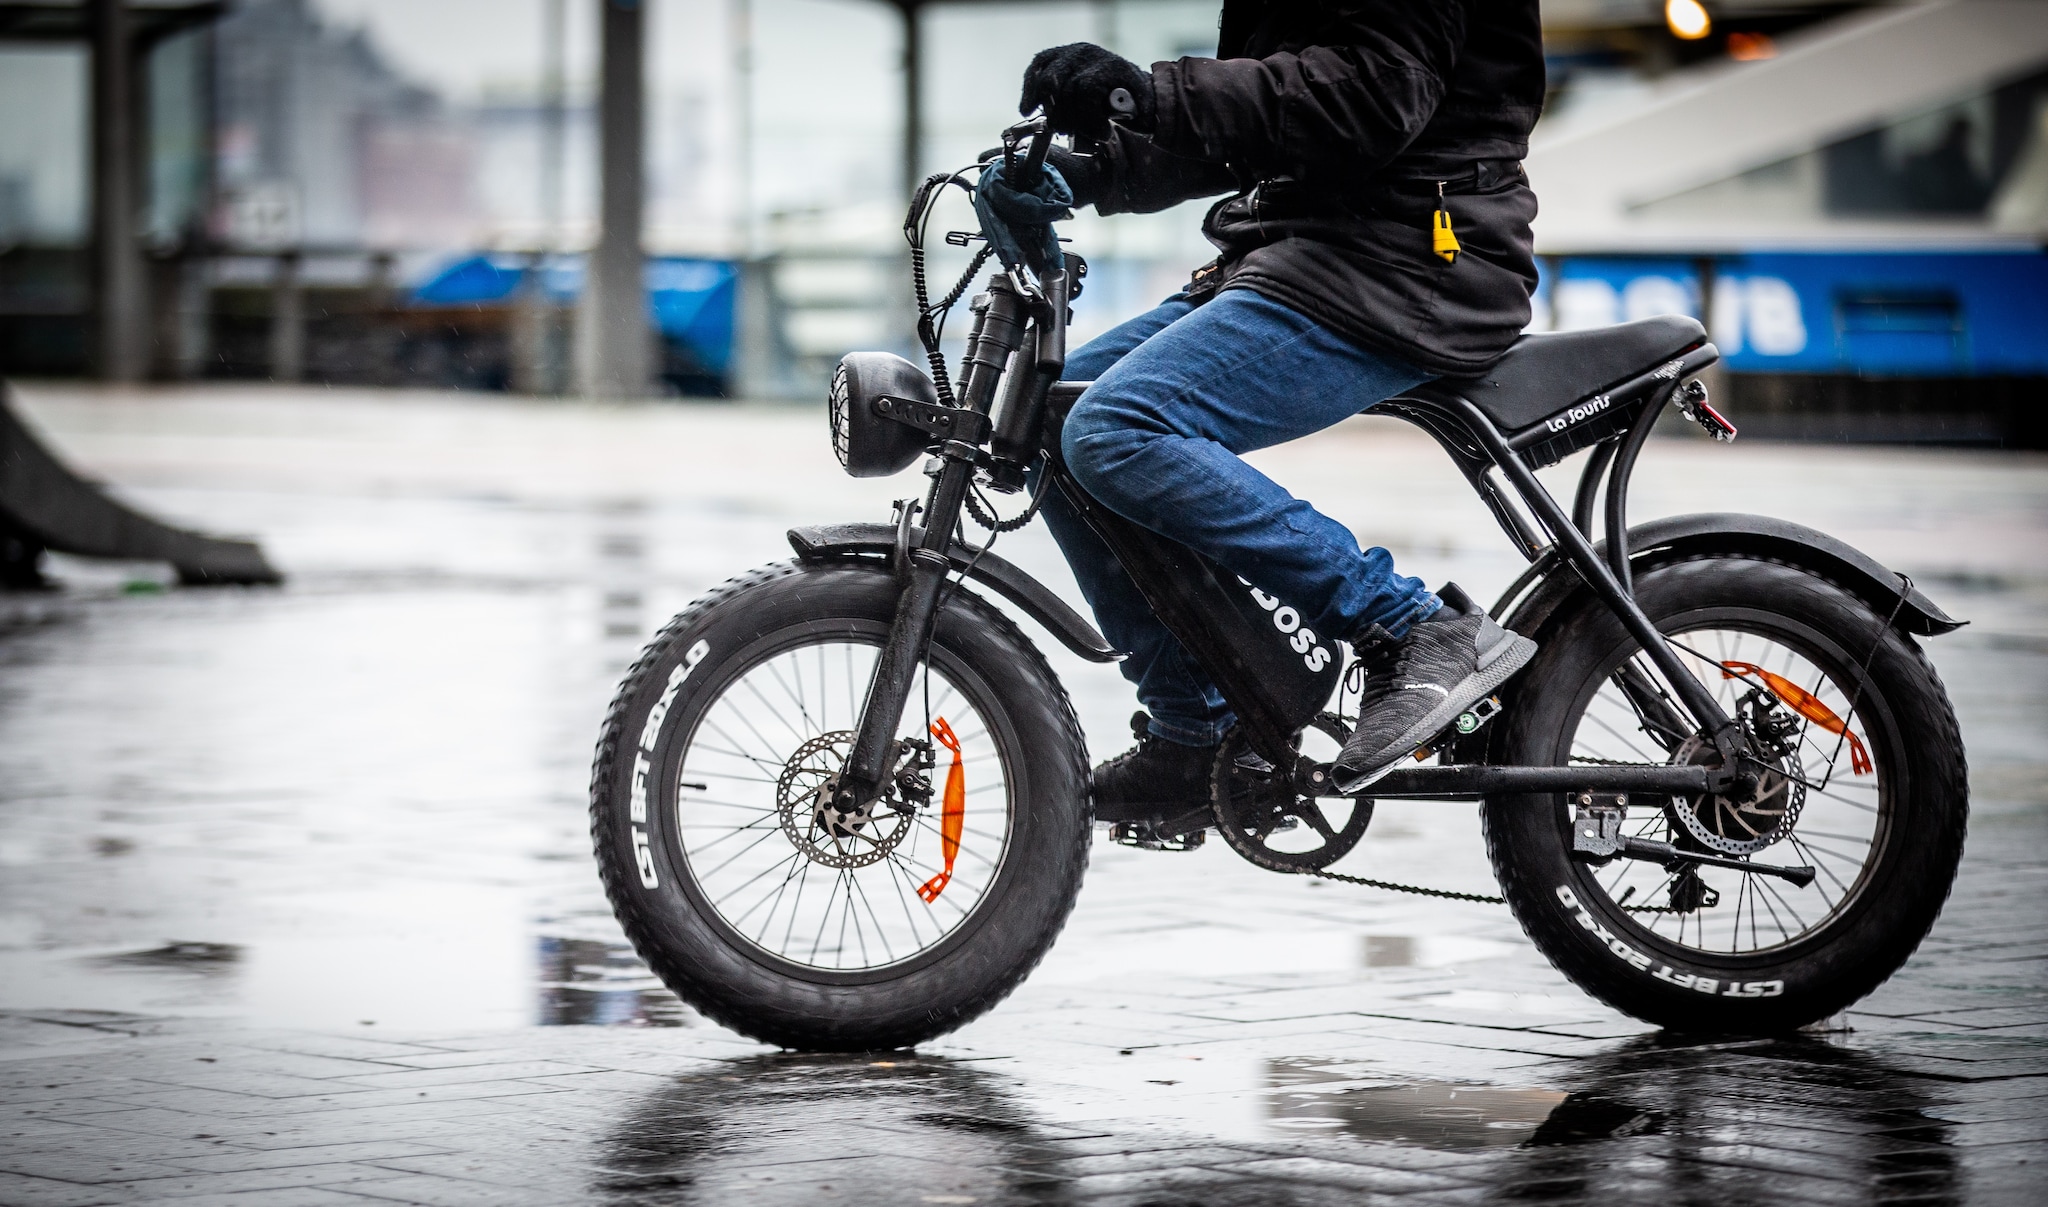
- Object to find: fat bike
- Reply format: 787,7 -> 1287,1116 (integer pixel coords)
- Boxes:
592,121 -> 1969,1049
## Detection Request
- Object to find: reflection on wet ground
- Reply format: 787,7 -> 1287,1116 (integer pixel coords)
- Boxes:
1265,1058 -> 1570,1147
536,936 -> 689,1027
0,386 -> 2042,1203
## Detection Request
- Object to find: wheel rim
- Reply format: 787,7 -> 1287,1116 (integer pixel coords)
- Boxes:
1565,620 -> 1890,956
671,632 -> 1015,973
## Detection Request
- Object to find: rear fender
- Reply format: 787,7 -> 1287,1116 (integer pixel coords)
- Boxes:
1492,512 -> 1964,641
787,523 -> 1121,664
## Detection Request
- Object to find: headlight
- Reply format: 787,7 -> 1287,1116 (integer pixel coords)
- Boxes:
827,351 -> 935,478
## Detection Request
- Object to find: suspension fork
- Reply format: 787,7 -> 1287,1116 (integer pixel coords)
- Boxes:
837,278 -> 1043,800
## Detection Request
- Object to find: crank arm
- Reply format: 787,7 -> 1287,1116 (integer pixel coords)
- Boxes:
1600,836 -> 1815,888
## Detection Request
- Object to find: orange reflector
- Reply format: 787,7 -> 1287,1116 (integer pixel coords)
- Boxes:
1720,661 -> 1872,775
917,717 -> 966,902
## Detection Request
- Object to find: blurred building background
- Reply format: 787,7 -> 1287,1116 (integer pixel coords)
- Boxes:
0,0 -> 2041,441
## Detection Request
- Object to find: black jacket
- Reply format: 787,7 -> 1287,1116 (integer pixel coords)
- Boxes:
1094,0 -> 1545,376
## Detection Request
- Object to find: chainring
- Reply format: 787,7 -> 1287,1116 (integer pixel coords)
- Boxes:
1211,714 -> 1374,873
774,730 -> 913,869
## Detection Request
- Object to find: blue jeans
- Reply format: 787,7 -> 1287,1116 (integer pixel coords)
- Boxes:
1038,289 -> 1440,747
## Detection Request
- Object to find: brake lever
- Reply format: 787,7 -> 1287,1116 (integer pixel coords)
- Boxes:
1001,114 -> 1051,191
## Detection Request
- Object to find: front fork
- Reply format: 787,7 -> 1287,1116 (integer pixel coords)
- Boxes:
835,270 -> 1065,804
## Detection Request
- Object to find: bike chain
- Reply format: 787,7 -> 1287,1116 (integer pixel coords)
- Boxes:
1297,866 -> 1504,904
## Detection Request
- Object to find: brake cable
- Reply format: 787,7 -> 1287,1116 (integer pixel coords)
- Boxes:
905,168 -> 992,406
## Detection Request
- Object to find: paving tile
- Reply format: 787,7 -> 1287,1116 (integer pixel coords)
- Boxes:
0,1171 -> 129,1207
1,396 -> 2044,1206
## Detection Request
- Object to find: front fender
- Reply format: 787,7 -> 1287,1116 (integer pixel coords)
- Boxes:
1493,512 -> 1964,641
786,523 -> 1122,664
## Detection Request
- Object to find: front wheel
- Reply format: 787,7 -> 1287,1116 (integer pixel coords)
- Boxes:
591,560 -> 1091,1050
1484,557 -> 1968,1032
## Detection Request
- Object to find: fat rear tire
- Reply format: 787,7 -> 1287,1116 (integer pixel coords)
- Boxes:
1483,557 -> 1967,1032
591,560 -> 1091,1050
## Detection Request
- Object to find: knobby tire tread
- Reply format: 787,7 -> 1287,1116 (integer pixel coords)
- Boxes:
591,559 -> 1091,1050
1481,555 -> 1967,1033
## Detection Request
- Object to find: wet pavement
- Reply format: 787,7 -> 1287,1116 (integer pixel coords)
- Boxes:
1,381 -> 2044,1204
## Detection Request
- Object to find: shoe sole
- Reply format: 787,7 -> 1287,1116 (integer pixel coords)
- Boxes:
1331,633 -> 1538,794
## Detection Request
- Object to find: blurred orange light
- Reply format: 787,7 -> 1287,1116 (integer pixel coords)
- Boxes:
1728,31 -> 1777,60
1666,0 -> 1712,40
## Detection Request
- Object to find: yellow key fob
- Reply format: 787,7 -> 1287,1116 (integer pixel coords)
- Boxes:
1433,208 -> 1461,264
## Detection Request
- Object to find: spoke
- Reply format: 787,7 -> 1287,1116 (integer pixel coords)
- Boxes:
696,822 -> 794,884
1756,876 -> 1810,937
1805,785 -> 1880,815
780,859 -> 813,955
689,768 -> 783,785
713,842 -> 815,914
741,844 -> 811,938
680,816 -> 782,853
763,658 -> 820,739
696,721 -> 787,773
1784,834 -> 1869,872
1796,828 -> 1874,846
847,871 -> 896,964
882,853 -> 933,946
1729,872 -> 1749,953
1582,706 -> 1667,763
739,675 -> 810,746
1787,835 -> 1846,907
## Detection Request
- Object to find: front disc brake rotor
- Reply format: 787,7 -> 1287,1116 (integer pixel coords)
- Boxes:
775,731 -> 912,869
1212,714 -> 1373,872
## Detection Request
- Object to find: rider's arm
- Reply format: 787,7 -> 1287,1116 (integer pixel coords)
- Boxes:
1147,0 -> 1468,182
1089,127 -> 1239,216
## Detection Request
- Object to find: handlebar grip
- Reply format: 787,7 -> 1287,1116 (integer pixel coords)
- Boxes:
1108,87 -> 1135,116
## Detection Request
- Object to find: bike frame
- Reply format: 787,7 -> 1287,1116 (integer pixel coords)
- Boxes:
826,259 -> 1758,811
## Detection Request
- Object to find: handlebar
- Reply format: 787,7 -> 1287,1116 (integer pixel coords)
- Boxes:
1002,115 -> 1053,192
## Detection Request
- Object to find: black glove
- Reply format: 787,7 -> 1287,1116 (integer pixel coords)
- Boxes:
1019,42 -> 1154,141
976,144 -> 1108,209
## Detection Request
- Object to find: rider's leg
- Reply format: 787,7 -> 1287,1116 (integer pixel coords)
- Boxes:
1035,297 -> 1235,819
1062,289 -> 1536,793
1056,288 -> 1540,799
1061,289 -> 1440,647
1038,295 -> 1231,749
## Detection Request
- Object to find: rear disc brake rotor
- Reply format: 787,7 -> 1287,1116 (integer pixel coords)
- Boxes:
775,731 -> 911,869
1668,736 -> 1805,856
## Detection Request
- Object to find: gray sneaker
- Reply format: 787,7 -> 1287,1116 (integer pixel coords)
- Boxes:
1331,584 -> 1536,793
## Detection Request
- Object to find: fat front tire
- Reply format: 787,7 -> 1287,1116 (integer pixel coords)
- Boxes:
1484,557 -> 1968,1033
591,560 -> 1091,1050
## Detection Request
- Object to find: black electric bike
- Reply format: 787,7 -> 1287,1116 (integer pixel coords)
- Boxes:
592,121 -> 1968,1050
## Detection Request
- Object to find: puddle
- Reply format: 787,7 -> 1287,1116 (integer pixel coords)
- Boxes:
1265,1058 -> 1567,1148
536,935 -> 691,1027
95,941 -> 243,974
1359,933 -> 1516,968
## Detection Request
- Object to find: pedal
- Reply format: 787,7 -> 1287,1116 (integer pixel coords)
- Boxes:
1416,695 -> 1504,763
1456,695 -> 1503,736
1109,812 -> 1208,852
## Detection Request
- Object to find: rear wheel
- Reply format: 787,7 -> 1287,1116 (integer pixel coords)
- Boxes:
1484,557 -> 1967,1032
591,560 -> 1091,1050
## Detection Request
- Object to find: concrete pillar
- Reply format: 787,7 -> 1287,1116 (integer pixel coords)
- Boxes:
575,0 -> 653,401
898,0 -> 922,205
511,255 -> 552,395
269,251 -> 303,382
92,0 -> 150,382
513,0 -> 568,396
